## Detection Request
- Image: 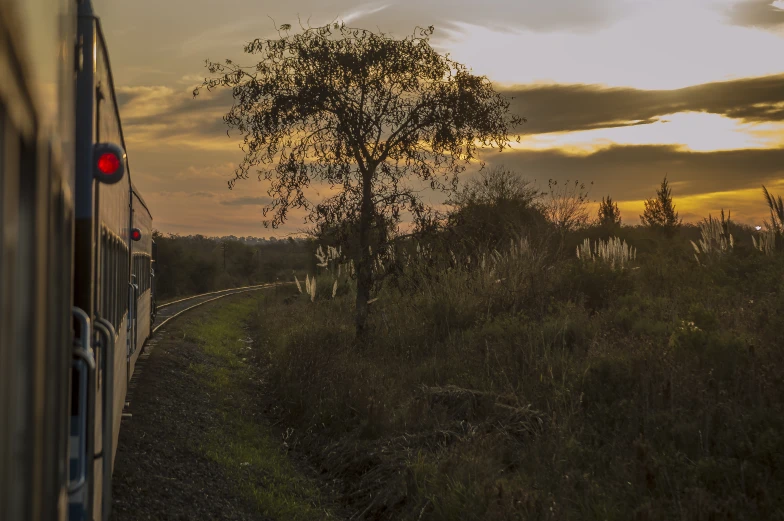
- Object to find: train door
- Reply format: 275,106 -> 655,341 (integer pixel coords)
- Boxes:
151,239 -> 157,322
127,272 -> 135,384
127,206 -> 138,383
131,272 -> 138,356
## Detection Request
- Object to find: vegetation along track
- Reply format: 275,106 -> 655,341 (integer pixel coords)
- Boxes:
153,283 -> 289,334
123,283 -> 290,410
113,289 -> 336,521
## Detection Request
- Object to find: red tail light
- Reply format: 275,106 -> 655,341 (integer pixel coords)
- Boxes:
93,143 -> 126,184
131,228 -> 142,241
97,152 -> 121,175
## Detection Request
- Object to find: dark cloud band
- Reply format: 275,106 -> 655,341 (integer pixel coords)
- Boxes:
504,73 -> 784,134
482,145 -> 784,200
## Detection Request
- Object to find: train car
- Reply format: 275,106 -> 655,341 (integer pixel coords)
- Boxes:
1,1 -> 155,519
71,2 -> 155,520
0,1 -> 78,520
151,239 -> 158,321
130,187 -> 153,374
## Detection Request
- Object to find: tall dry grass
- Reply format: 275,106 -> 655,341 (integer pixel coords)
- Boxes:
251,191 -> 784,521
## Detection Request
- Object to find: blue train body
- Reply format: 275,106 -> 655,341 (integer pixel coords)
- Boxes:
0,2 -> 156,519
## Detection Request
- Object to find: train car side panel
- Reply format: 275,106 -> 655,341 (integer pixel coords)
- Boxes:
129,190 -> 152,375
0,2 -> 77,520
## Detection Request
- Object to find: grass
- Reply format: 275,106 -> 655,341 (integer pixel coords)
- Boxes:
249,224 -> 784,521
182,294 -> 335,521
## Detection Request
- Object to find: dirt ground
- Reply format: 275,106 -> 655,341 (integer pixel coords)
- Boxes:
110,302 -> 270,520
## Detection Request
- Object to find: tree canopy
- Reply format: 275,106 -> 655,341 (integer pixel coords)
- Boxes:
597,195 -> 622,228
195,23 -> 523,337
641,176 -> 681,235
445,167 -> 545,251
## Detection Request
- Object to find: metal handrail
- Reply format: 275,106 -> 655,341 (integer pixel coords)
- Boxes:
94,318 -> 115,521
68,308 -> 94,496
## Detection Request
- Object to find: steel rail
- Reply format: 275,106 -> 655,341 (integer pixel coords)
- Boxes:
152,282 -> 289,334
156,283 -> 281,310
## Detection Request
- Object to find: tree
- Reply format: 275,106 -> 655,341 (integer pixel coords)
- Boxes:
641,175 -> 681,235
543,179 -> 592,232
597,195 -> 621,228
446,166 -> 545,251
195,23 -> 523,338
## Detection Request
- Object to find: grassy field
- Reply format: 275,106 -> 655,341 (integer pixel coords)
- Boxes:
183,294 -> 337,520
248,223 -> 784,521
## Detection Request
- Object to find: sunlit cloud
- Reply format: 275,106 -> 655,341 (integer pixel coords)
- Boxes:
339,3 -> 390,25
441,2 -> 784,90
511,113 -> 784,153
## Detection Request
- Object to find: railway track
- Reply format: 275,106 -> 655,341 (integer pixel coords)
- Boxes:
124,282 -> 288,412
153,282 -> 288,334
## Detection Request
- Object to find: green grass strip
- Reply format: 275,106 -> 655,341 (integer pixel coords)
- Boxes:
184,294 -> 333,521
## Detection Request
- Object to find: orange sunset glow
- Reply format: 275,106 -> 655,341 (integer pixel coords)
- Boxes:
96,0 -> 784,236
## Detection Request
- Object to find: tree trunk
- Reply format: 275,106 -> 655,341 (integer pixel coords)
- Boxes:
355,169 -> 374,341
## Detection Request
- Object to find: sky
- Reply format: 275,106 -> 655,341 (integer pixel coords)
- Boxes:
96,0 -> 784,237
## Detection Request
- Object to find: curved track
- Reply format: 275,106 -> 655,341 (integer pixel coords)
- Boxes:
153,283 -> 287,334
124,283 -> 288,411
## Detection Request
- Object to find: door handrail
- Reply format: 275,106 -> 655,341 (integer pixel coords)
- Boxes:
68,307 -> 95,498
94,318 -> 115,521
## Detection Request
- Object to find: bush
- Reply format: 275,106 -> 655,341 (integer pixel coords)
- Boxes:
248,192 -> 784,520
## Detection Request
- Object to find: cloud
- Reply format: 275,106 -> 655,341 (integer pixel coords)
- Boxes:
117,85 -> 238,153
480,145 -> 784,203
441,4 -> 784,90
118,73 -> 784,154
514,113 -> 784,154
220,196 -> 273,206
339,3 -> 390,26
727,0 -> 784,28
504,73 -> 784,134
100,0 -> 629,88
340,0 -> 626,35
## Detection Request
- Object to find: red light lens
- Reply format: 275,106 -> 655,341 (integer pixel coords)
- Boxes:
131,230 -> 141,241
97,152 -> 120,175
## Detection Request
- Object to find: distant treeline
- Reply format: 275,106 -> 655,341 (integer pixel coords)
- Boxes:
152,232 -> 314,300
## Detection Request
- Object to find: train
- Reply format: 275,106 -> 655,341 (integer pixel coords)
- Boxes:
0,1 -> 156,520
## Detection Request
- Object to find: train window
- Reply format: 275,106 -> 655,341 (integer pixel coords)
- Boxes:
111,236 -> 117,328
108,234 -> 113,327
121,243 -> 127,324
124,244 -> 128,318
114,238 -> 120,328
102,231 -> 109,323
111,237 -> 117,329
116,238 -> 120,327
114,239 -> 118,327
